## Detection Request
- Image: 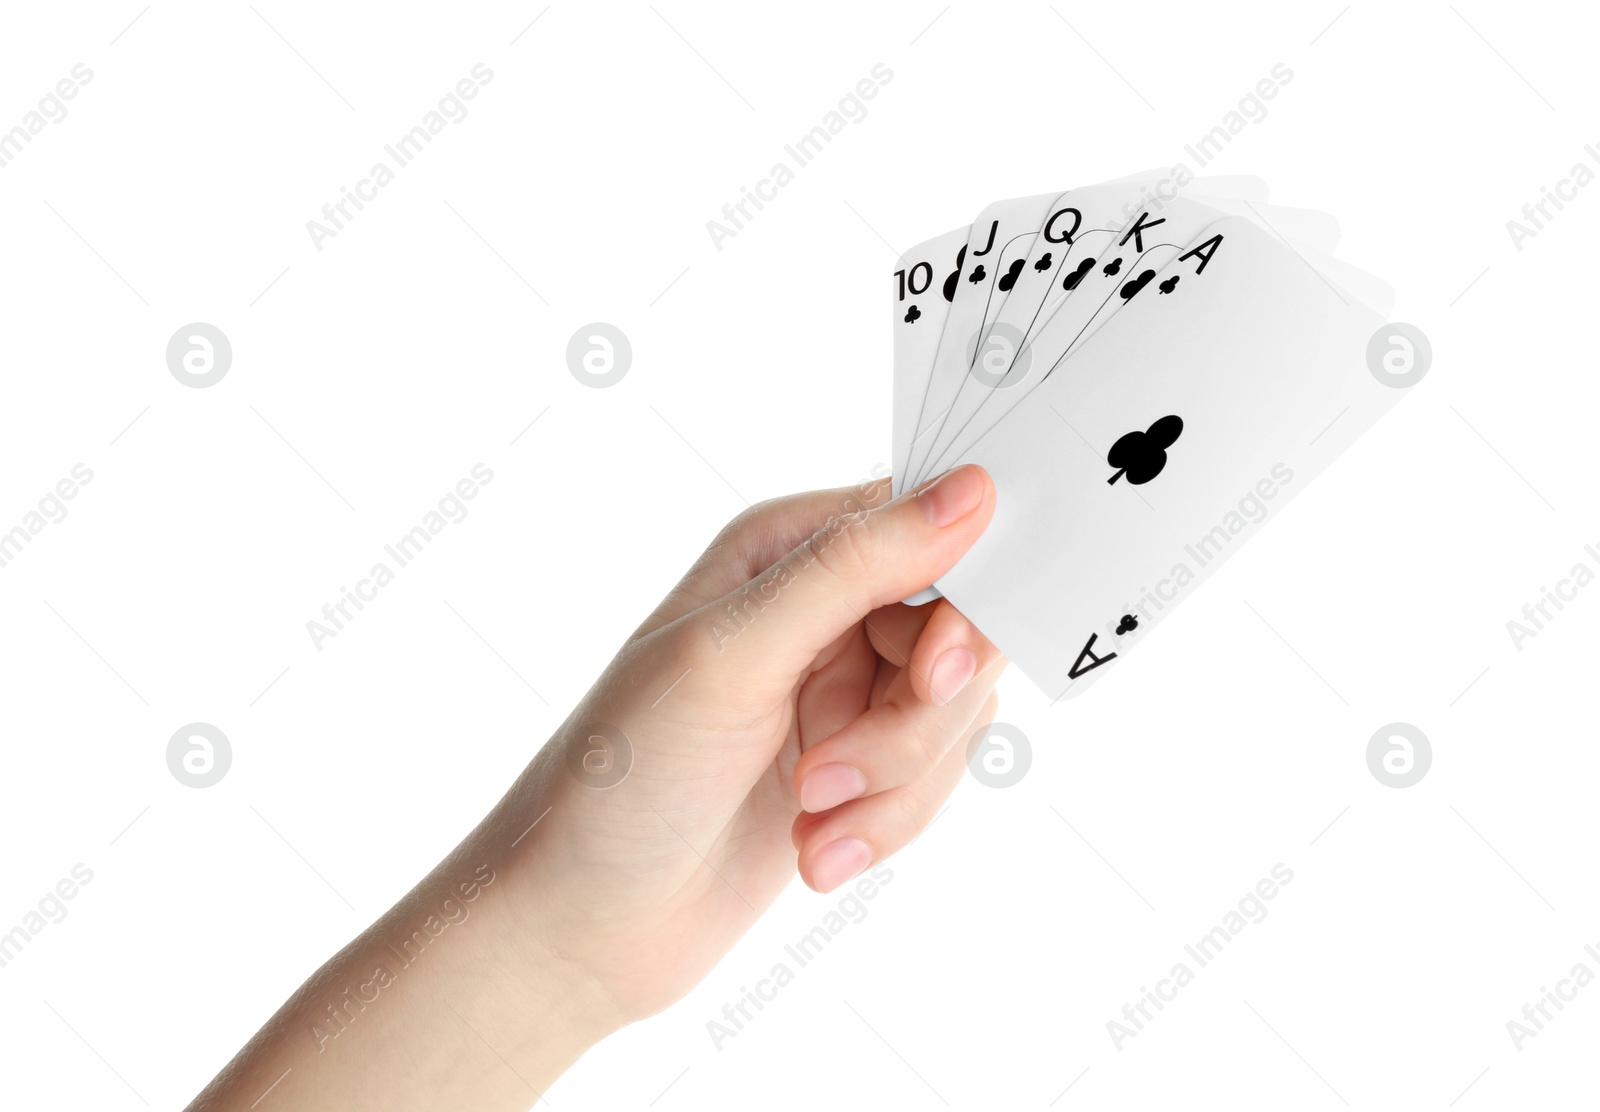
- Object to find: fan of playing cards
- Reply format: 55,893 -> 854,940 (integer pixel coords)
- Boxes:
891,171 -> 1404,701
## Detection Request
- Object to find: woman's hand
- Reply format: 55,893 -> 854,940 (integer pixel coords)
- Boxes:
503,463 -> 1005,1022
188,465 -> 1004,1112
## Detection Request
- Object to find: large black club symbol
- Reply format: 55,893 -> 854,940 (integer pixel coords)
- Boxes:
1106,415 -> 1184,485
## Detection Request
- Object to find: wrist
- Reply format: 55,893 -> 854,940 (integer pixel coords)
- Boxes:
465,759 -> 637,1041
188,834 -> 624,1112
421,826 -> 629,1080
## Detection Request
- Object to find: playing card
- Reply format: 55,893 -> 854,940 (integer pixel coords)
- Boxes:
897,191 -> 1071,493
899,192 -> 1343,608
918,197 -> 1344,478
892,178 -> 1283,496
891,226 -> 968,493
930,215 -> 1406,699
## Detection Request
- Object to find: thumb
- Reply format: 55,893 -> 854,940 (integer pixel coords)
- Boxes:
701,465 -> 996,676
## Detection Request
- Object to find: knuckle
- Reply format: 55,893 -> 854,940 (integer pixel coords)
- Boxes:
676,609 -> 727,667
636,615 -> 712,680
715,499 -> 775,549
893,781 -> 931,827
745,494 -> 792,523
904,709 -> 949,768
807,509 -> 878,583
712,493 -> 833,577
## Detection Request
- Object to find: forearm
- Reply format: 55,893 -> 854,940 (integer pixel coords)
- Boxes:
184,471 -> 1000,1109
186,792 -> 618,1112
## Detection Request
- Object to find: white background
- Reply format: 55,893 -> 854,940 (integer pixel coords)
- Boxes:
1,1 -> 1596,1108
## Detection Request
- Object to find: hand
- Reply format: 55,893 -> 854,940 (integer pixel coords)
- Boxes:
500,463 -> 1005,1026
186,465 -> 1005,1112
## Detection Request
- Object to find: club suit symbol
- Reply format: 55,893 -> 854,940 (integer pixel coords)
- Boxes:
904,304 -> 921,323
1115,614 -> 1138,635
1106,415 -> 1183,485
998,258 -> 1026,291
1062,257 -> 1096,291
1118,269 -> 1156,301
942,245 -> 967,302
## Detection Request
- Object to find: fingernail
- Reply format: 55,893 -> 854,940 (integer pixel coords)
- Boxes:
928,646 -> 977,706
915,465 -> 986,528
811,837 -> 872,892
800,763 -> 868,813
